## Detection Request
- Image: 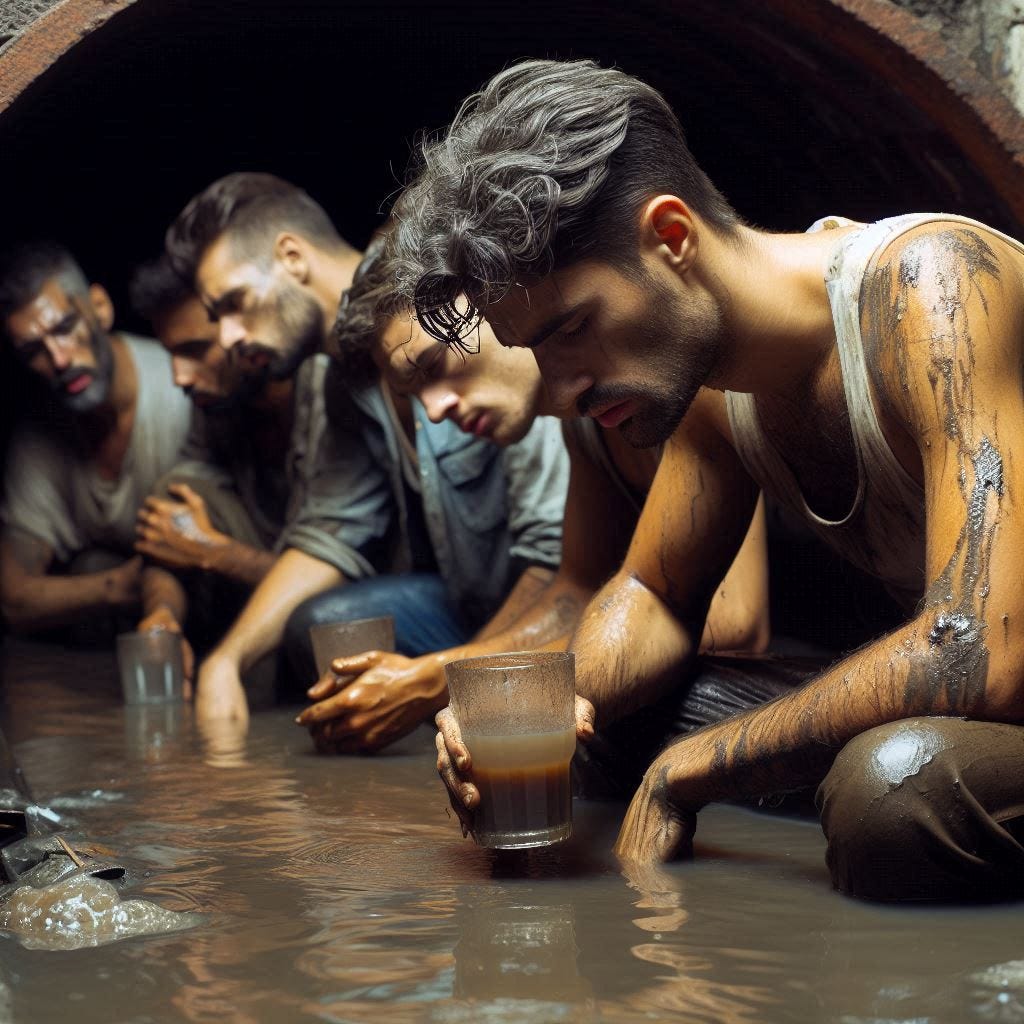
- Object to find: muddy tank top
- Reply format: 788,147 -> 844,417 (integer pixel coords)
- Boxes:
725,213 -> 1024,611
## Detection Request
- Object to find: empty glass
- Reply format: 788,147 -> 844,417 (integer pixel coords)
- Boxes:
308,616 -> 396,678
116,631 -> 185,705
445,651 -> 576,850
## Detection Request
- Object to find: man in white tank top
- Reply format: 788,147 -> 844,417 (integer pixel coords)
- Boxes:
398,59 -> 1024,901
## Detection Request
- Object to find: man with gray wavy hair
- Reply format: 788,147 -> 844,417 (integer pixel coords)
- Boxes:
400,58 -> 1024,901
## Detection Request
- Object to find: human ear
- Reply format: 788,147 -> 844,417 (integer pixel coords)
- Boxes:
88,283 -> 115,331
274,232 -> 310,284
639,195 -> 698,274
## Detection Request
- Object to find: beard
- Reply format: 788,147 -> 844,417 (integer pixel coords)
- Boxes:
577,274 -> 724,449
267,282 -> 324,380
229,282 -> 324,384
52,322 -> 115,415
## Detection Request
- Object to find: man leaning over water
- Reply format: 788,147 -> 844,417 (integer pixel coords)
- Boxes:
297,231 -> 770,754
396,59 -> 1024,901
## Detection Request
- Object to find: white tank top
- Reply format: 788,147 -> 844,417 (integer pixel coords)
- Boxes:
725,213 -> 1024,611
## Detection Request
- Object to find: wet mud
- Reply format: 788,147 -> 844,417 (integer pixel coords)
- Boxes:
1,637 -> 1023,1022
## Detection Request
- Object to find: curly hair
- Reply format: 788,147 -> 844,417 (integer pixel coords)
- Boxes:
390,59 -> 740,350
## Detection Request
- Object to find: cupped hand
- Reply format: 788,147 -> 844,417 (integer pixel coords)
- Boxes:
614,759 -> 700,865
434,694 -> 595,838
297,650 -> 445,754
195,655 -> 250,727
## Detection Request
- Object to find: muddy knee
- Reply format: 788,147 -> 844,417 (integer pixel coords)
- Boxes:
818,718 -> 969,900
819,718 -> 1024,900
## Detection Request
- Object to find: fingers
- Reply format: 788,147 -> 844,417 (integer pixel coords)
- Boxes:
575,695 -> 596,743
613,771 -> 697,865
435,706 -> 470,772
329,651 -> 380,676
436,731 -> 477,835
168,483 -> 204,511
295,691 -> 351,726
306,670 -> 343,700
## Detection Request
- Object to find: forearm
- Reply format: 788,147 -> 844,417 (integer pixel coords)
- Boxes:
572,572 -> 699,726
662,610 -> 1010,806
210,548 -> 343,673
471,565 -> 580,643
202,539 -> 275,588
1,571 -> 124,633
140,567 -> 188,624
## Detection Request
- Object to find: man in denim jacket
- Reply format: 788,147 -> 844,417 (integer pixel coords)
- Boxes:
163,174 -> 567,725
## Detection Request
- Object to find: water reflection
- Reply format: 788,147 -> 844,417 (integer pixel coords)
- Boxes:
4,639 -> 1024,1023
124,704 -> 187,764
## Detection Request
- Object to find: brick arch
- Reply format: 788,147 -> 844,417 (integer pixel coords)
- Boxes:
0,0 -> 1021,231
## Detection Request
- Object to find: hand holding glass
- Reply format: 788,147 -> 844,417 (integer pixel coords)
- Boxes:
445,651 -> 576,850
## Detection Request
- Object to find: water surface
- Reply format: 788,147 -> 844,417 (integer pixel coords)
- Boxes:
1,637 -> 1021,1023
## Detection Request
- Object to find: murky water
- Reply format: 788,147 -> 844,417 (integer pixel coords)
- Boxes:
1,637 -> 1022,1023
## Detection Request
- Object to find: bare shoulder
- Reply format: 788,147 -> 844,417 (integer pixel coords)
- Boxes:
861,220 -> 1024,434
868,220 -> 1023,329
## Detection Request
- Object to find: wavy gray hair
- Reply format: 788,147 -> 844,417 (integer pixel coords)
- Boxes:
391,58 -> 739,350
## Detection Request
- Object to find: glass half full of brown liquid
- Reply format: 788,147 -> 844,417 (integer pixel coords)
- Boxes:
464,728 -> 576,849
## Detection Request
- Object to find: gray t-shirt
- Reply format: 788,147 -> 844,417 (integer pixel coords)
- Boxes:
1,334 -> 192,562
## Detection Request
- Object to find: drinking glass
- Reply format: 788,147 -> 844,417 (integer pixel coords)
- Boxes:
445,651 -> 575,849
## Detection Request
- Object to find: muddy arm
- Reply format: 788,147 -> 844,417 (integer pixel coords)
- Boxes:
616,223 -> 1024,862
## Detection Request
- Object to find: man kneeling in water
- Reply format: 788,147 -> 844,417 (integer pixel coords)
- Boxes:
297,233 -> 771,757
395,59 -> 1024,902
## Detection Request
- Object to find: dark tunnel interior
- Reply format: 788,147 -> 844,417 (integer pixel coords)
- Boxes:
3,0 -> 1010,647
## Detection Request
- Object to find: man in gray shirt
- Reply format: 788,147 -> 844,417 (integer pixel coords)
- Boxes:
0,241 -> 192,648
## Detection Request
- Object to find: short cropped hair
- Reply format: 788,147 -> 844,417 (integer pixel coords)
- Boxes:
0,240 -> 89,329
165,172 -> 349,282
327,231 -> 393,384
391,59 -> 740,349
129,254 -> 194,323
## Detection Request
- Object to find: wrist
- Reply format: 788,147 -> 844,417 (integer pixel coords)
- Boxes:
197,531 -> 232,572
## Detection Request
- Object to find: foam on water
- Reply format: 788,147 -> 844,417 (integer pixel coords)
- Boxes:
0,875 -> 201,950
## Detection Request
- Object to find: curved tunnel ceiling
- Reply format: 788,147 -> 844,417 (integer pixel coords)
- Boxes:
0,0 -> 1022,323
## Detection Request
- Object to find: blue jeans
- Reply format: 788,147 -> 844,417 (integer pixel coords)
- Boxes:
282,573 -> 469,699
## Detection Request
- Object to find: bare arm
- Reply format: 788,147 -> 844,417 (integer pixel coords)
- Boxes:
0,529 -> 142,632
617,224 -> 1024,862
700,494 -> 770,654
196,547 -> 343,722
572,390 -> 762,727
135,483 -> 274,587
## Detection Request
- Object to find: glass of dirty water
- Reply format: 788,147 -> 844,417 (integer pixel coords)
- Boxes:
446,651 -> 576,850
116,630 -> 185,704
308,616 -> 396,677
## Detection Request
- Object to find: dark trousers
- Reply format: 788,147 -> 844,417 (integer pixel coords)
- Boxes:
580,655 -> 1024,902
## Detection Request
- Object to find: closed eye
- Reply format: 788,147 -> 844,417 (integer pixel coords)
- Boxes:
561,318 -> 588,340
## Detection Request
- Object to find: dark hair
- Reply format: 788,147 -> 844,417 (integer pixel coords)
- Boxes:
391,59 -> 740,349
327,231 -> 393,384
129,254 -> 194,323
165,172 -> 350,282
0,240 -> 89,330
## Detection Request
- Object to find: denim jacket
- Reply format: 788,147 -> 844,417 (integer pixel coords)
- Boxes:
281,367 -> 568,628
